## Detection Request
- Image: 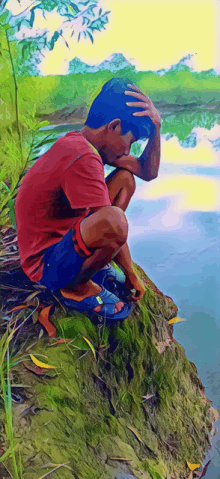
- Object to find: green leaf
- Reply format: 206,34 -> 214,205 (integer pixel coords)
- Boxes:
87,30 -> 94,43
38,0 -> 57,12
64,13 -> 76,19
82,16 -> 89,26
78,32 -> 81,42
21,44 -> 30,60
61,35 -> 69,48
0,443 -> 15,463
0,168 -> 7,182
7,200 -> 16,227
0,11 -> 9,24
79,0 -> 90,5
115,327 -> 127,342
1,181 -> 10,192
29,9 -> 35,28
99,8 -> 102,16
49,30 -> 60,50
69,2 -> 80,13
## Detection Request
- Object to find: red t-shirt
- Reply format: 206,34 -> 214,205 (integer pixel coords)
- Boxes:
15,132 -> 111,283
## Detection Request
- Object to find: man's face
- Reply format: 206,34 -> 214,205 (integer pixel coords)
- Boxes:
99,125 -> 137,164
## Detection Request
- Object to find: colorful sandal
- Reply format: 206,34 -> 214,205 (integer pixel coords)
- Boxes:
53,285 -> 133,325
91,263 -> 131,302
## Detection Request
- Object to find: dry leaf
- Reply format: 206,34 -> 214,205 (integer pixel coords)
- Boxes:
30,354 -> 55,369
82,336 -> 96,360
1,226 -> 11,234
9,309 -> 26,327
168,316 -> 186,324
38,305 -> 56,338
38,329 -> 44,339
142,393 -> 155,401
48,339 -> 69,347
187,461 -> 201,470
8,304 -> 28,313
32,310 -> 39,324
126,425 -> 143,443
23,361 -> 48,376
188,472 -> 193,479
24,291 -> 41,303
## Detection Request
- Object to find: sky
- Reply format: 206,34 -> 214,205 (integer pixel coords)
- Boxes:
7,0 -> 220,75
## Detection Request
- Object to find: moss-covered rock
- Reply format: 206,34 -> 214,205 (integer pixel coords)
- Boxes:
0,260 -> 218,479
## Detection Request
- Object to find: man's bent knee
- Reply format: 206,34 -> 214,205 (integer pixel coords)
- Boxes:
104,206 -> 128,242
80,205 -> 128,249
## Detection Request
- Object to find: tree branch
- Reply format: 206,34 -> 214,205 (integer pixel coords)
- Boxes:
5,28 -> 23,161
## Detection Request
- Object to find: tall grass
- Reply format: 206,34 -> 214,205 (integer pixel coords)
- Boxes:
0,327 -> 22,478
0,306 -> 40,477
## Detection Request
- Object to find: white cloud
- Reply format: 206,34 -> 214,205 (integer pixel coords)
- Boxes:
134,174 -> 220,212
161,127 -> 219,166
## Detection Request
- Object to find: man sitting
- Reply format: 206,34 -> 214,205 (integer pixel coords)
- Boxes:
15,78 -> 162,324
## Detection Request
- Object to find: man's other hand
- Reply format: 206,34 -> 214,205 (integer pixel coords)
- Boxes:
125,84 -> 162,128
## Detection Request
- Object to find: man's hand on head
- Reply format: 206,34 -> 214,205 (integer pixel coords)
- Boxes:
124,84 -> 162,128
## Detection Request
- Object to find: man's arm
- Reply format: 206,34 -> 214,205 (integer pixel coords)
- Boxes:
113,241 -> 133,275
108,123 -> 161,181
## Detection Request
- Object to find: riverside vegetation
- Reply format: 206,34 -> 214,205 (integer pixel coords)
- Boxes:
0,52 -> 220,478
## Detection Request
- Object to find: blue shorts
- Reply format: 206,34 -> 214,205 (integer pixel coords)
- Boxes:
36,210 -> 95,291
36,169 -> 116,291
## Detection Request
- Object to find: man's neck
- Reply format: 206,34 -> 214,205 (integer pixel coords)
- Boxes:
80,126 -> 103,152
80,125 -> 110,165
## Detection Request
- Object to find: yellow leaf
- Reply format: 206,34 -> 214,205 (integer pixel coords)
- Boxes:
168,316 -> 186,324
126,425 -> 143,443
30,354 -> 55,369
82,336 -> 96,360
186,461 -> 201,470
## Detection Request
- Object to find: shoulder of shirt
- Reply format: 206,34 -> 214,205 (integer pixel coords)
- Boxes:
61,131 -> 101,160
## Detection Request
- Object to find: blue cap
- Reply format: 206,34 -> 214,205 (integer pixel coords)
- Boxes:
84,78 -> 155,140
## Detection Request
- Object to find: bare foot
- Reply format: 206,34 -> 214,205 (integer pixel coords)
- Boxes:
61,281 -> 124,314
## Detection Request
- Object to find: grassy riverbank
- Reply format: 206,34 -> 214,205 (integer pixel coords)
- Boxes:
0,252 -> 218,479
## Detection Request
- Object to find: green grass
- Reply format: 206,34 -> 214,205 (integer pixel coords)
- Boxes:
0,328 -> 23,478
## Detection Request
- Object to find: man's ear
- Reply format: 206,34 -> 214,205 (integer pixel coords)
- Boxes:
108,119 -> 121,133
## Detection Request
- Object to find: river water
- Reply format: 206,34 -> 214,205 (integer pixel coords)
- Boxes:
36,111 -> 220,477
107,120 -> 220,478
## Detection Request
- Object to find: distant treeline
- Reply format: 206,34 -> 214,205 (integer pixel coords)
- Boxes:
1,67 -> 220,130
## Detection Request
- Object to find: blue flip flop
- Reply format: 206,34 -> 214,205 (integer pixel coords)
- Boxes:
53,285 -> 134,325
91,263 -> 131,302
